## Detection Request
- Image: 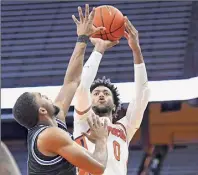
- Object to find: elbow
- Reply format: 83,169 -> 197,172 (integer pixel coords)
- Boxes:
90,165 -> 105,174
64,76 -> 81,86
74,78 -> 81,86
96,168 -> 105,175
75,76 -> 81,85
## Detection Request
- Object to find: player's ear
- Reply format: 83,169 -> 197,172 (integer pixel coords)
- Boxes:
39,107 -> 47,115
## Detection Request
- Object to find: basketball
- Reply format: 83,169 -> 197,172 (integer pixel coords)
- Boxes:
92,5 -> 125,41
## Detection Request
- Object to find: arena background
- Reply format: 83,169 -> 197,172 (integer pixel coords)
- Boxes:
1,1 -> 198,175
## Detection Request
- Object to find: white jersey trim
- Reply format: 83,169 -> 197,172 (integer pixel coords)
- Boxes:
56,118 -> 67,129
31,126 -> 63,166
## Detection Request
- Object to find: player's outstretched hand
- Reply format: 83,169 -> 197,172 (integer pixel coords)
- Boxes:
90,37 -> 119,54
72,4 -> 106,37
124,16 -> 140,52
82,113 -> 108,143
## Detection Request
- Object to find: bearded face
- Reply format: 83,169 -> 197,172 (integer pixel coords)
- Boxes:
91,86 -> 115,116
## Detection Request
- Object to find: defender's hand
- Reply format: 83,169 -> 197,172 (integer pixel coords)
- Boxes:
124,16 -> 140,52
90,37 -> 119,54
82,113 -> 108,143
72,4 -> 105,37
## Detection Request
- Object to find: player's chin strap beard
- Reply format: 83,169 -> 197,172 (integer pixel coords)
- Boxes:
92,106 -> 112,118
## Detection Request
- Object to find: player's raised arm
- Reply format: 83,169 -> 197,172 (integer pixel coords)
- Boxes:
37,114 -> 108,174
118,17 -> 150,142
74,38 -> 119,120
54,4 -> 105,122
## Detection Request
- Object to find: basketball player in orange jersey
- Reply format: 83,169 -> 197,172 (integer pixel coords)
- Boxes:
12,4 -> 119,175
73,16 -> 150,175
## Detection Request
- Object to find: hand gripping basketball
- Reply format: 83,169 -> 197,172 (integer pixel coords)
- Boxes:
124,16 -> 140,51
92,5 -> 125,41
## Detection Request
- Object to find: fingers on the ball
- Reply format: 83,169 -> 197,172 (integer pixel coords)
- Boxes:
124,16 -> 130,26
78,6 -> 84,22
124,16 -> 138,34
130,22 -> 138,33
125,16 -> 132,28
85,4 -> 89,21
125,22 -> 135,36
72,15 -> 80,25
99,26 -> 106,31
125,22 -> 131,33
95,26 -> 105,32
130,26 -> 138,35
124,31 -> 129,40
127,18 -> 138,33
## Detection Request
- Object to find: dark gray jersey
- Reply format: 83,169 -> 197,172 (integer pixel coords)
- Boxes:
27,118 -> 76,175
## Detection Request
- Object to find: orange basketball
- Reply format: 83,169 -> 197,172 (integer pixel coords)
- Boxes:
92,5 -> 125,41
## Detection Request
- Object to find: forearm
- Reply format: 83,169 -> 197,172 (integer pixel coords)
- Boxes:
131,45 -> 144,64
80,51 -> 102,89
126,62 -> 150,140
54,42 -> 87,120
75,49 -> 103,113
64,42 -> 87,84
80,139 -> 108,170
126,59 -> 149,134
132,46 -> 148,95
134,63 -> 148,88
125,47 -> 149,134
125,87 -> 150,141
90,139 -> 108,168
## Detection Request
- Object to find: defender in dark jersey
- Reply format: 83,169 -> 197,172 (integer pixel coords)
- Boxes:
26,109 -> 108,175
12,4 -> 117,175
27,117 -> 76,175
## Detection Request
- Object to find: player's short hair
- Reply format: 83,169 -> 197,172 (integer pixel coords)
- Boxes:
13,92 -> 39,129
90,76 -> 121,114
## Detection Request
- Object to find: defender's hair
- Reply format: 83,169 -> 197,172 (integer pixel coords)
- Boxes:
13,92 -> 39,129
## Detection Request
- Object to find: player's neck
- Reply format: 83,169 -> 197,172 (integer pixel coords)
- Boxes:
38,115 -> 58,127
